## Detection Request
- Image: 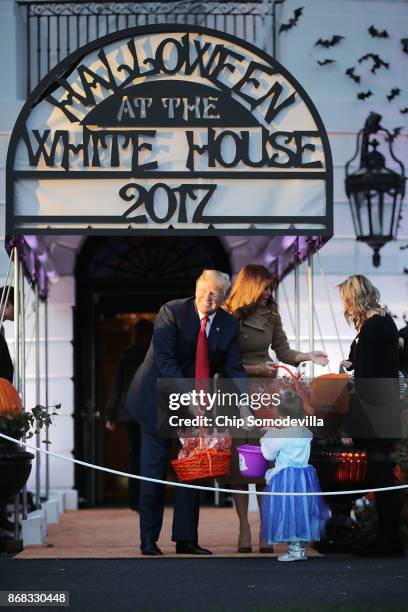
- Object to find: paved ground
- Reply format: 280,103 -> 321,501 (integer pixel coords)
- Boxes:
1,555 -> 408,611
2,507 -> 407,610
14,508 -> 321,559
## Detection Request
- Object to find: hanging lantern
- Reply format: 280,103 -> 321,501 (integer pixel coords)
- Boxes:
345,112 -> 405,267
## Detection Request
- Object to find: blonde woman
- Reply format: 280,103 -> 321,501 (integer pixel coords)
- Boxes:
338,274 -> 403,557
222,264 -> 328,553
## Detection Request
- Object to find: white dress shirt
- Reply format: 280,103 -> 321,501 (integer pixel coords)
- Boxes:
197,310 -> 217,337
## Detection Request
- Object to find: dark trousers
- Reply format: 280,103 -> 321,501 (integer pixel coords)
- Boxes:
139,428 -> 200,542
366,449 -> 402,544
124,422 -> 141,512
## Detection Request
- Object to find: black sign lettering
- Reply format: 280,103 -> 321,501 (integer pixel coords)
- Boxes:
119,182 -> 217,224
9,27 -> 331,235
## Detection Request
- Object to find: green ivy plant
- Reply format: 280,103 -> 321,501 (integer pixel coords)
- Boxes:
0,404 -> 61,442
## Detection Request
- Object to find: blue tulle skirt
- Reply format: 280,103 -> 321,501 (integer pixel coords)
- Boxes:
262,465 -> 330,544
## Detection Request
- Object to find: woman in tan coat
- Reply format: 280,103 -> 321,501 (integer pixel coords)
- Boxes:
224,264 -> 328,553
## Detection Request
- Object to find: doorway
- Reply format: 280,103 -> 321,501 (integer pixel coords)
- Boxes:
74,235 -> 231,506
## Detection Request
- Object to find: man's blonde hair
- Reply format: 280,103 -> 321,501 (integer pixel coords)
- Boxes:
196,270 -> 231,295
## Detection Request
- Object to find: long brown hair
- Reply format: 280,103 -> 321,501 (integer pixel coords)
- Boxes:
338,274 -> 384,331
224,264 -> 277,319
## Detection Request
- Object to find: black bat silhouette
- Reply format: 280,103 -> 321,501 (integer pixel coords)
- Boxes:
317,59 -> 335,65
368,25 -> 389,39
358,53 -> 389,74
345,67 -> 361,83
357,90 -> 373,100
386,127 -> 403,143
279,7 -> 303,33
400,107 -> 408,114
387,88 -> 401,101
401,39 -> 408,53
315,35 -> 344,48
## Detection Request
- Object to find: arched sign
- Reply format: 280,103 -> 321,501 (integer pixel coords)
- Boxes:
7,25 -> 333,235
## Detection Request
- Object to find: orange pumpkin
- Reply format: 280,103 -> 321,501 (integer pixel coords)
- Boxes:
304,374 -> 350,416
0,378 -> 22,419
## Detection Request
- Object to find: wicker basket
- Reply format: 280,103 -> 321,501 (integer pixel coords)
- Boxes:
172,447 -> 232,482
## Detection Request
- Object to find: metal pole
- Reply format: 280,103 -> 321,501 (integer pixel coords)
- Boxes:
13,247 -> 20,397
307,248 -> 314,378
20,266 -> 28,519
294,255 -> 300,351
35,284 -> 41,509
13,249 -> 24,531
44,299 -> 50,500
272,0 -> 285,59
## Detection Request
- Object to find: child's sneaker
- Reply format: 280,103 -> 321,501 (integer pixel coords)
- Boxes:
277,541 -> 308,562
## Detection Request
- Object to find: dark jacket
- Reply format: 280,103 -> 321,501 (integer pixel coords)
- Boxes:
0,329 -> 13,383
106,344 -> 151,423
125,297 -> 246,432
350,313 -> 399,379
348,313 -> 400,442
399,323 -> 408,375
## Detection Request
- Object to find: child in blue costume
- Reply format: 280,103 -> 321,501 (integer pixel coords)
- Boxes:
261,390 -> 330,561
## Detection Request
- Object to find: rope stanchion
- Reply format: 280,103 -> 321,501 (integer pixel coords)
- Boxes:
1,431 -> 407,497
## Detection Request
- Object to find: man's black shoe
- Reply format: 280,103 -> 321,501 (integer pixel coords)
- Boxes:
140,539 -> 163,556
176,541 -> 212,555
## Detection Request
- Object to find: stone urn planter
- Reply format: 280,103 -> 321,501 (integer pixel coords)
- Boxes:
0,433 -> 34,505
0,378 -> 60,552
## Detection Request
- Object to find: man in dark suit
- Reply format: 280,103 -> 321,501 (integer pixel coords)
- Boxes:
125,270 -> 246,555
105,318 -> 154,512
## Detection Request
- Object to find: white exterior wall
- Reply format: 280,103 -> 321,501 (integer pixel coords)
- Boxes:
0,0 -> 407,492
276,0 -> 408,374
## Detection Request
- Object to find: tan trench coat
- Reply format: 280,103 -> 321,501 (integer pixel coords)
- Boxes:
219,304 -> 299,484
239,304 -> 298,367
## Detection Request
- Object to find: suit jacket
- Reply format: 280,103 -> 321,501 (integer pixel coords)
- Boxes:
106,344 -> 151,424
125,297 -> 246,432
0,329 -> 13,383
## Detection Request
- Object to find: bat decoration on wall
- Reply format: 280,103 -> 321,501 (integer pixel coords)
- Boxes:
357,90 -> 373,100
387,88 -> 401,101
400,107 -> 408,114
345,67 -> 361,83
368,25 -> 389,39
401,39 -> 408,53
358,53 -> 389,74
317,59 -> 335,65
386,127 -> 403,144
279,7 -> 304,33
315,35 -> 344,48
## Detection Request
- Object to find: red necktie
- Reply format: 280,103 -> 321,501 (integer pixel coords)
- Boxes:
195,316 -> 210,381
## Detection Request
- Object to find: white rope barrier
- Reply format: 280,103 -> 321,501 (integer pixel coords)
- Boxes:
1,431 -> 407,497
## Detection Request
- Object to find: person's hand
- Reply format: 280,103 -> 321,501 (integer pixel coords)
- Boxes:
308,351 -> 329,366
237,401 -> 254,430
257,361 -> 277,377
106,420 -> 116,432
187,394 -> 205,417
340,359 -> 353,371
241,415 -> 255,431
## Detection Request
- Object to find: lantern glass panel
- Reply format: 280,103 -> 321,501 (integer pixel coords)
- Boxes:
368,190 -> 383,237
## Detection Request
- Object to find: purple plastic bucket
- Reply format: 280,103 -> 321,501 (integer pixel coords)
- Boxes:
237,445 -> 268,478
